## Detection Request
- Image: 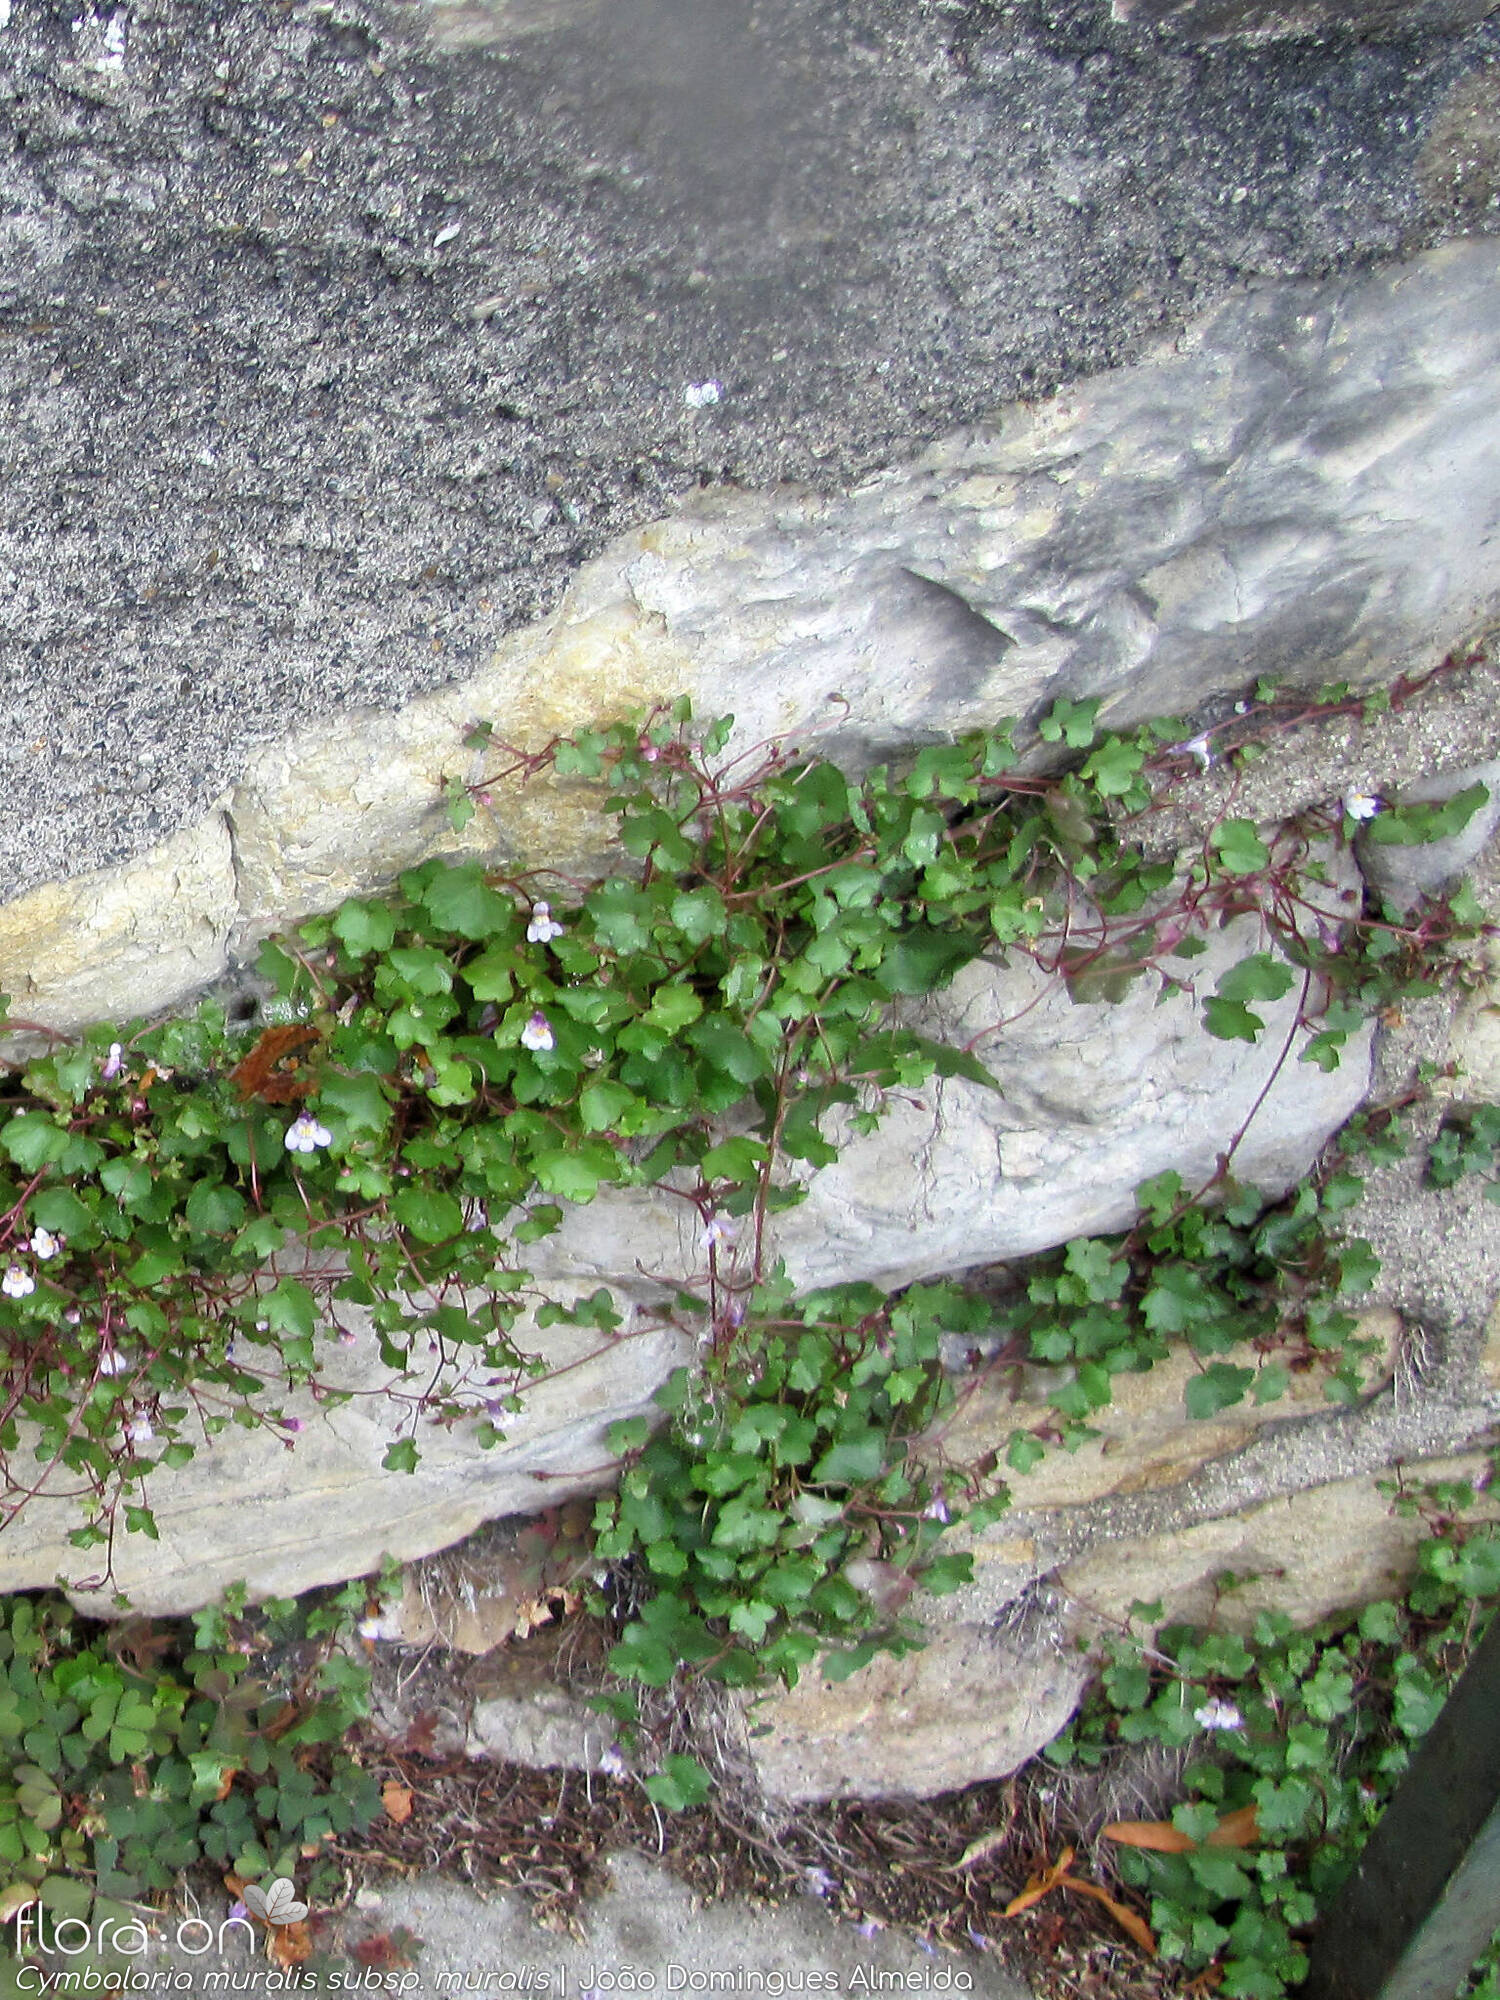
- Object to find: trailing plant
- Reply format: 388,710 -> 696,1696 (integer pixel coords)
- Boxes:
0,688 -> 1485,1649
0,1578 -> 379,1939
1038,1471 -> 1500,1997
591,1276 -> 1009,1700
1427,1101 -> 1500,1202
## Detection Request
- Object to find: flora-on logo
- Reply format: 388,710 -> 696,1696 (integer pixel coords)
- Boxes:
242,1878 -> 308,1926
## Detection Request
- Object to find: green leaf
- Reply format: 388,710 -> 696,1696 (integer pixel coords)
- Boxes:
875,928 -> 974,997
642,1755 -> 712,1812
419,863 -> 512,939
669,887 -> 727,947
578,1079 -> 638,1133
382,1438 -> 420,1474
687,1018 -> 768,1086
260,1279 -> 317,1342
1185,1364 -> 1255,1419
699,1137 -> 768,1183
316,1071 -> 393,1138
390,1187 -> 465,1243
28,1188 -> 93,1238
531,1144 -> 617,1203
645,986 -> 704,1036
1363,781 -> 1489,847
809,1432 -> 886,1484
1217,954 -> 1296,1006
1,1114 -> 68,1173
1211,819 -> 1270,876
1083,735 -> 1146,797
331,898 -> 397,957
608,1624 -> 677,1688
184,1182 -> 248,1235
1204,997 -> 1266,1043
1039,696 -> 1100,748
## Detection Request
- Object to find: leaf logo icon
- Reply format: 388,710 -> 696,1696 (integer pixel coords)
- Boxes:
242,1878 -> 309,1926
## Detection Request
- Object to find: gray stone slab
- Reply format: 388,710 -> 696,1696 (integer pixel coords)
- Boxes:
0,0 -> 1496,900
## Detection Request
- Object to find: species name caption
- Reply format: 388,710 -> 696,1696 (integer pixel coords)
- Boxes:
9,1972 -> 981,1996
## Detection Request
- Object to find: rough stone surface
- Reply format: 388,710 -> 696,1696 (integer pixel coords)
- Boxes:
746,1613 -> 1091,1805
345,1858 -> 1034,2000
1115,0 -> 1499,43
1057,1452 -> 1499,1632
1,0 -> 1498,904
944,1311 -> 1404,1514
1358,756 -> 1500,904
2,230 -> 1500,1029
0,818 -> 235,1040
521,920 -> 1373,1297
0,1293 -> 691,1615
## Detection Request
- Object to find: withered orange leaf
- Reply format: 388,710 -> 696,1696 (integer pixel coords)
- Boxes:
1103,1805 -> 1260,1853
1101,1819 -> 1195,1854
381,1780 -> 414,1824
1062,1877 -> 1157,1956
1003,1846 -> 1075,1918
231,1025 -> 321,1104
1207,1805 -> 1260,1848
268,1920 -> 313,1969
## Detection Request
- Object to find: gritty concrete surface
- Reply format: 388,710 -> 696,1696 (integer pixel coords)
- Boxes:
0,0 -> 1497,899
124,1855 -> 1035,1999
346,1856 -> 1033,2000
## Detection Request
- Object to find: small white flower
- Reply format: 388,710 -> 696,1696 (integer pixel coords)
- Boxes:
125,1415 -> 154,1446
923,1495 -> 952,1525
525,901 -> 566,945
520,1011 -> 554,1052
283,1113 -> 332,1154
1,1267 -> 34,1300
28,1228 -> 61,1261
1173,732 -> 1216,773
596,1745 -> 628,1779
1343,791 -> 1383,822
102,1042 -> 126,1080
702,1214 -> 737,1250
684,379 -> 722,408
1193,1697 -> 1244,1731
97,1348 -> 130,1377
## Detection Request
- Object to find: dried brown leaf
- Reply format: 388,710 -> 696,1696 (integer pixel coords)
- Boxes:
1062,1876 -> 1158,1956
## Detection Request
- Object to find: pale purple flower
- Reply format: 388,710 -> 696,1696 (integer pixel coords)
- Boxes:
802,1867 -> 837,1900
281,1417 -> 305,1435
525,901 -> 565,945
284,1113 -> 332,1154
596,1746 -> 628,1779
1173,732 -> 1215,773
102,1043 -> 126,1080
924,1495 -> 952,1525
1194,1697 -> 1244,1731
853,1919 -> 883,1941
337,1328 -> 358,1347
1,1267 -> 34,1300
125,1415 -> 154,1446
97,1348 -> 131,1377
520,1011 -> 554,1053
702,1214 -> 737,1251
28,1227 -> 61,1261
